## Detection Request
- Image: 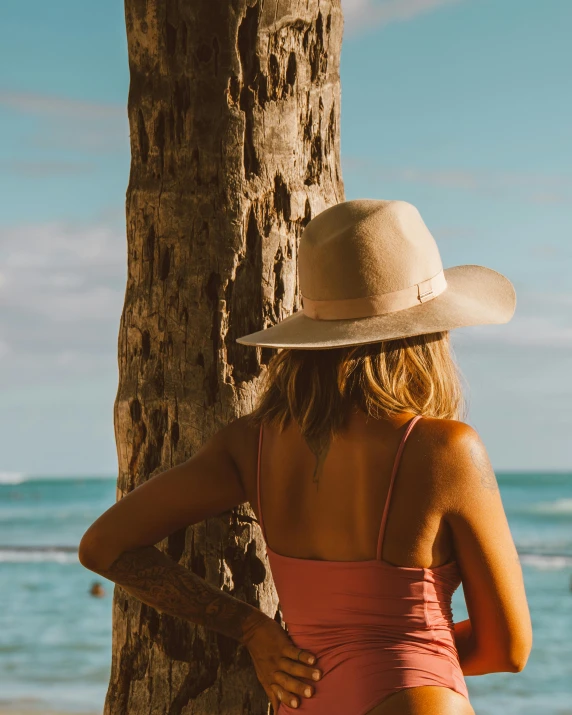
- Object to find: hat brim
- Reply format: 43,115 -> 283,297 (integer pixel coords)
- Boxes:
235,265 -> 516,349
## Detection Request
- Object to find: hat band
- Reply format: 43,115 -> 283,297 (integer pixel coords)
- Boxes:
301,269 -> 447,320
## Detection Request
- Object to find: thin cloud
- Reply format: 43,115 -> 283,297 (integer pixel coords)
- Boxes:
528,193 -> 572,206
0,90 -> 129,156
0,220 -> 126,386
453,291 -> 572,349
27,123 -> 128,153
0,90 -> 124,119
343,158 -> 572,204
342,0 -> 463,34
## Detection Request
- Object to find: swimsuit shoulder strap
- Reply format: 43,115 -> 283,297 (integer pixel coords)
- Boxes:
256,422 -> 268,542
376,415 -> 423,560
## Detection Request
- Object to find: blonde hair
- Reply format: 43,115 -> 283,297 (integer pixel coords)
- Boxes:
250,332 -> 466,447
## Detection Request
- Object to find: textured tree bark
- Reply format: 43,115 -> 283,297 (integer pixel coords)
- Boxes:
108,1 -> 344,712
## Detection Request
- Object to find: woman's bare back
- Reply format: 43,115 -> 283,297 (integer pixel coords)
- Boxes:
245,410 -> 475,713
237,408 -> 530,713
248,408 -> 456,569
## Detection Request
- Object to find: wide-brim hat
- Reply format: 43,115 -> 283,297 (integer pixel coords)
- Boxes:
236,199 -> 516,349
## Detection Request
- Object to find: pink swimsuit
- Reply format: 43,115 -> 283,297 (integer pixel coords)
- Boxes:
256,415 -> 469,714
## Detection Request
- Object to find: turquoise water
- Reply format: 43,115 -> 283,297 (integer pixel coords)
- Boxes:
1,472 -> 571,714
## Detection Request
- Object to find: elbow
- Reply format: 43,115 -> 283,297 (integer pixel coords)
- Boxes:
505,649 -> 531,673
78,527 -> 115,573
504,634 -> 533,673
475,630 -> 532,674
505,658 -> 527,673
78,530 -> 102,572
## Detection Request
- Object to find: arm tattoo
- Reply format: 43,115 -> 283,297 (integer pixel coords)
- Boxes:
95,545 -> 263,643
470,444 -> 499,491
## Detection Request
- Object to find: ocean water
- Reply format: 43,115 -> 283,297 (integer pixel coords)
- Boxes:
1,471 -> 571,714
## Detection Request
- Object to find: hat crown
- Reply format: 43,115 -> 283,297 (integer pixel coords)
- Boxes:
299,199 -> 443,301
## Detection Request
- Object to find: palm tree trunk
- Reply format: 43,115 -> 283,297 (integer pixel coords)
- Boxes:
107,1 -> 344,712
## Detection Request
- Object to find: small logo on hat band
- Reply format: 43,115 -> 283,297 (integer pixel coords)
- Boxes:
301,269 -> 447,321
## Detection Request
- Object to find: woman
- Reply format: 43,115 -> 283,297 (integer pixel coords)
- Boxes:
80,199 -> 532,714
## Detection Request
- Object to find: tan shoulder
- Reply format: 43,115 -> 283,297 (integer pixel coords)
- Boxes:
212,413 -> 261,480
414,415 -> 479,449
207,413 -> 258,444
415,415 -> 482,452
224,413 -> 260,441
412,416 -> 491,499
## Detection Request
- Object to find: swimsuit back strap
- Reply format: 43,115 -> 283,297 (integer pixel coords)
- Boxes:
376,415 -> 423,560
256,423 -> 267,541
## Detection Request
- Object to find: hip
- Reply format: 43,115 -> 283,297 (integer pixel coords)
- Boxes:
364,686 -> 475,715
275,646 -> 469,715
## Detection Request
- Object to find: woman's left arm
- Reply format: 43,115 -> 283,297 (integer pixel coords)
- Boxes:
85,543 -> 266,643
78,416 -> 265,645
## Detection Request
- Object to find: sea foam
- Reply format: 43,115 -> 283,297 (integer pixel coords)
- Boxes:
0,471 -> 28,485
0,547 -> 78,564
529,498 -> 572,515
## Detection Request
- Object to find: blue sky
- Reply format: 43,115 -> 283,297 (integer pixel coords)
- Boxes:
0,0 -> 570,475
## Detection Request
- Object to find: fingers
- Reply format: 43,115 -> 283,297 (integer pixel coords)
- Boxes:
273,669 -> 315,704
270,644 -> 321,709
283,644 -> 317,666
278,656 -> 322,682
270,682 -> 301,710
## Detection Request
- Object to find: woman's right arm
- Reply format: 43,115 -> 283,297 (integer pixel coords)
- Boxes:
436,421 -> 532,676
